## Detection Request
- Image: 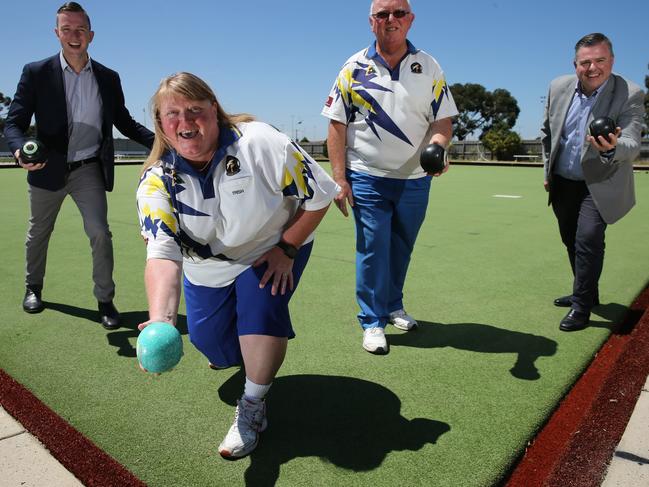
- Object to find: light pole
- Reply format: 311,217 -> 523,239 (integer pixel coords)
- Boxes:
295,120 -> 302,141
291,115 -> 303,141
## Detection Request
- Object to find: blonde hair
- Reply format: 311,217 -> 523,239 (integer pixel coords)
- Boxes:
142,72 -> 254,173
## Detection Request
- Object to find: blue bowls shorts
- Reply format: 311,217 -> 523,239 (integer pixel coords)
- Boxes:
183,241 -> 313,367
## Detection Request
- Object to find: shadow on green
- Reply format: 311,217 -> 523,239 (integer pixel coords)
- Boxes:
41,300 -> 189,358
218,368 -> 451,486
389,321 -> 558,381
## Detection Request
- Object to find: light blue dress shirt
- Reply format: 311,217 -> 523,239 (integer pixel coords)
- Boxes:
60,51 -> 103,163
553,78 -> 609,181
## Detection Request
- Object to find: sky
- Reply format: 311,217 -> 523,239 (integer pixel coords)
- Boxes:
1,0 -> 648,141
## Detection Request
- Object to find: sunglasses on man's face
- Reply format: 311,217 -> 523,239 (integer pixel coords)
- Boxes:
372,9 -> 410,20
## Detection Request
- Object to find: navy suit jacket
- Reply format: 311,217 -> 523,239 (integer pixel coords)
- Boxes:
4,54 -> 154,191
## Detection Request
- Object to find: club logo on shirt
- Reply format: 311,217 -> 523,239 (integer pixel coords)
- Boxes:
411,62 -> 422,74
163,166 -> 183,187
225,156 -> 240,176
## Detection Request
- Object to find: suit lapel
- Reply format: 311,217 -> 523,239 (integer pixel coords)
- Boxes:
590,75 -> 616,122
49,55 -> 69,128
581,75 -> 616,161
92,61 -> 107,100
550,77 -> 576,164
554,79 -> 575,139
90,60 -> 112,135
91,60 -> 110,131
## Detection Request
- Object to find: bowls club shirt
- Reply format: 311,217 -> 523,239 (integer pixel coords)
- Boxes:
137,121 -> 338,288
322,41 -> 458,179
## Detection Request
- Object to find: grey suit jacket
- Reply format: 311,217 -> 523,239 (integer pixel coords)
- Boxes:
541,73 -> 643,224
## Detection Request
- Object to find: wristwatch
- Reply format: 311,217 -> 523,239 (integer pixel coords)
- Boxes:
276,240 -> 298,259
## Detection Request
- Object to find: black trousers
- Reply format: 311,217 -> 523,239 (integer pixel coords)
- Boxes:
551,175 -> 607,313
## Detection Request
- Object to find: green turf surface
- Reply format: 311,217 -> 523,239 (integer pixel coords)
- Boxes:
1,165 -> 648,486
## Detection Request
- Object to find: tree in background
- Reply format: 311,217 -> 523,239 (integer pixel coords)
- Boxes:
0,92 -> 12,134
482,122 -> 522,161
450,83 -> 520,140
0,92 -> 36,138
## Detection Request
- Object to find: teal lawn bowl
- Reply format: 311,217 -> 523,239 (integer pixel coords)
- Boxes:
137,322 -> 183,373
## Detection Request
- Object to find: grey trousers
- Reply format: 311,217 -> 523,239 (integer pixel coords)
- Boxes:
26,162 -> 115,302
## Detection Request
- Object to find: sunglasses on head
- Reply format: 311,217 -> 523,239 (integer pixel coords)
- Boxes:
372,9 -> 410,20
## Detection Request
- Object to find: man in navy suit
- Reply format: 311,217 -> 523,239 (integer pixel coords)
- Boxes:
4,2 -> 154,329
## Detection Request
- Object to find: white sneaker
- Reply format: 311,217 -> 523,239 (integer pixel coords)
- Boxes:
218,398 -> 267,459
363,327 -> 388,354
389,309 -> 418,331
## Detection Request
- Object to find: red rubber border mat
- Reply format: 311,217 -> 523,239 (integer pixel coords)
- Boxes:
0,369 -> 146,487
506,283 -> 649,487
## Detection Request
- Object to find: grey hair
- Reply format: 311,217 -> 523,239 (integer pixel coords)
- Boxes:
370,0 -> 412,15
574,33 -> 614,58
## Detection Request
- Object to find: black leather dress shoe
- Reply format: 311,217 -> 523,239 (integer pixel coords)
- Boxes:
23,286 -> 44,313
553,295 -> 573,307
98,301 -> 121,330
560,309 -> 590,332
554,295 -> 600,308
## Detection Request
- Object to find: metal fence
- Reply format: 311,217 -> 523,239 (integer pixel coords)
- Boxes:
300,139 -> 649,163
2,137 -> 648,162
450,140 -> 649,162
0,138 -> 149,158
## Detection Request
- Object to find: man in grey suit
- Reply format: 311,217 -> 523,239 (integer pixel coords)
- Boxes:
541,32 -> 644,331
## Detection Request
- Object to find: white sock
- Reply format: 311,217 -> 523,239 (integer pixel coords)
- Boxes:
243,377 -> 271,402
